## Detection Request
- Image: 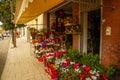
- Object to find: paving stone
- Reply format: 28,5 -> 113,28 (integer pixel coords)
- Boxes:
1,37 -> 49,80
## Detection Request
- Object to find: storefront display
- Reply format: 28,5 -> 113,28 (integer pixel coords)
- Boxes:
29,28 -> 111,80
28,1 -> 114,80
50,10 -> 81,34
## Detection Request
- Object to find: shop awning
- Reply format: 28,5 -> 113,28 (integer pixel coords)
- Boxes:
14,0 -> 65,24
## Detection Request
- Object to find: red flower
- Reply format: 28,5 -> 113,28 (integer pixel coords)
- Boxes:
31,32 -> 36,36
83,66 -> 91,72
88,74 -> 92,78
48,64 -> 60,79
100,73 -> 108,80
73,63 -> 80,69
84,71 -> 88,75
56,52 -> 64,57
66,58 -> 71,64
64,78 -> 68,80
32,39 -> 38,43
79,74 -> 85,79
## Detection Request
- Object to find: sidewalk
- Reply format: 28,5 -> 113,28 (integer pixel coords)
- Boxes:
0,37 -> 50,80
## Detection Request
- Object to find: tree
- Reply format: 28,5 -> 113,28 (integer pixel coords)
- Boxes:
0,0 -> 25,47
0,1 -> 11,24
0,0 -> 16,47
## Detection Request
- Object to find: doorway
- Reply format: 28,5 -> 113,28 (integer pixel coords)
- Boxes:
87,9 -> 101,54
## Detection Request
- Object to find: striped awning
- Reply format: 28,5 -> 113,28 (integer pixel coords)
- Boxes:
14,0 -> 65,24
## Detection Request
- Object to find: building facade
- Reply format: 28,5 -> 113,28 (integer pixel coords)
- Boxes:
14,0 -> 120,69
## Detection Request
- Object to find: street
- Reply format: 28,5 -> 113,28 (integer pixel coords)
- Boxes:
0,37 -> 10,77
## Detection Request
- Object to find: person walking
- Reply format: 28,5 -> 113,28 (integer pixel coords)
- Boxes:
1,34 -> 4,40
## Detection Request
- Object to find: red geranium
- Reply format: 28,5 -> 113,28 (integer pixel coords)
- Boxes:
83,66 -> 91,72
100,73 -> 108,80
79,74 -> 85,80
31,31 -> 36,36
73,63 -> 80,69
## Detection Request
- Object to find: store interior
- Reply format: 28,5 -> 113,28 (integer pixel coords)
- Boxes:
49,1 -> 101,54
87,9 -> 101,54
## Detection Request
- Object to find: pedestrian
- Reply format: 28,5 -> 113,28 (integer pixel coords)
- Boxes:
1,34 -> 4,40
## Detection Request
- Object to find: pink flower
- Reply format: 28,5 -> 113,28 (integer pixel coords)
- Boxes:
83,66 -> 91,72
73,63 -> 80,69
62,62 -> 68,67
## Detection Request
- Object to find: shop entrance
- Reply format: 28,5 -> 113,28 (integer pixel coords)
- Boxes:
87,9 -> 101,54
80,0 -> 101,54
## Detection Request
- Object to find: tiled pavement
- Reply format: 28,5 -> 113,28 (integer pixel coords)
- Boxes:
0,37 -> 50,80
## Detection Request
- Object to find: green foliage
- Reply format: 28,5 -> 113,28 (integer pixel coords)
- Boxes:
106,65 -> 116,80
59,47 -> 116,79
67,47 -> 80,62
17,24 -> 25,28
80,53 -> 106,73
59,68 -> 79,80
0,1 -> 11,22
0,0 -> 16,30
2,22 -> 14,30
67,48 -> 106,73
80,53 -> 99,66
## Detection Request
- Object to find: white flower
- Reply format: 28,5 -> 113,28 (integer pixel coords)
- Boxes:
66,69 -> 69,72
75,68 -> 81,73
90,69 -> 100,77
55,59 -> 61,65
35,50 -> 38,53
85,77 -> 92,80
82,65 -> 86,68
96,73 -> 100,77
61,59 -> 66,63
34,43 -> 38,46
70,62 -> 75,64
90,70 -> 96,74
61,68 -> 69,72
91,76 -> 97,80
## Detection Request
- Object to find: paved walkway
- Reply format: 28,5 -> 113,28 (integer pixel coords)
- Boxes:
0,37 -> 50,80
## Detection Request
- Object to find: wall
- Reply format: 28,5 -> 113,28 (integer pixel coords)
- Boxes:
38,14 -> 44,30
72,2 -> 80,51
102,0 -> 120,68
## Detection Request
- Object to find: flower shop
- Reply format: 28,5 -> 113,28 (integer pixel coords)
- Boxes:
27,1 -> 117,80
14,0 -> 120,79
28,26 -> 116,80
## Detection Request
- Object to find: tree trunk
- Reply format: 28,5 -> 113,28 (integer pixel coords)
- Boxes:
13,27 -> 17,47
11,29 -> 14,45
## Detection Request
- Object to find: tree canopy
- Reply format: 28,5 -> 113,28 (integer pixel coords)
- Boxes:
0,0 -> 16,30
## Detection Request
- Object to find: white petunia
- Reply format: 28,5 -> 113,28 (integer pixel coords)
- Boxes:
85,77 -> 92,80
75,68 -> 81,73
82,65 -> 86,68
70,62 -> 75,64
35,50 -> 38,53
96,73 -> 100,77
61,59 -> 66,63
91,76 -> 97,80
90,70 -> 96,74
